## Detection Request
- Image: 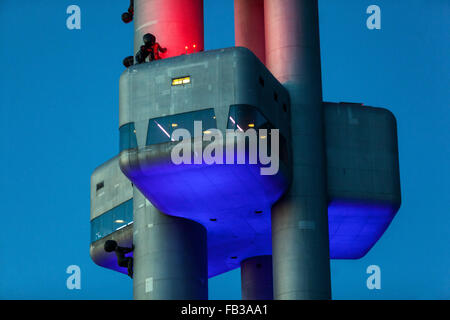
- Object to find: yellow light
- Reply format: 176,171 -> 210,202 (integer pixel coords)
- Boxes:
203,130 -> 212,134
248,123 -> 255,128
171,123 -> 178,127
172,76 -> 191,86
115,220 -> 125,224
260,135 -> 267,139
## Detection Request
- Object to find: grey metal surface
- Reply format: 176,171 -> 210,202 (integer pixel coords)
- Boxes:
132,188 -> 208,300
265,0 -> 332,299
240,255 -> 273,300
90,156 -> 133,220
325,102 -> 401,205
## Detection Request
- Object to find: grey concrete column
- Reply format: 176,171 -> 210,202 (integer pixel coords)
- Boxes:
264,0 -> 331,300
132,188 -> 208,300
240,255 -> 273,300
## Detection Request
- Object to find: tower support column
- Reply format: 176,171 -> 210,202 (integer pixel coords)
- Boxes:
134,0 -> 204,59
234,0 -> 266,64
240,255 -> 273,300
130,0 -> 207,300
132,188 -> 208,300
264,0 -> 332,300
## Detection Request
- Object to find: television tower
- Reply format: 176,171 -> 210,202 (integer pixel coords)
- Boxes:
90,0 -> 401,300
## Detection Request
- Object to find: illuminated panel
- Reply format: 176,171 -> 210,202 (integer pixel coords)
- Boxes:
328,200 -> 399,259
171,76 -> 191,86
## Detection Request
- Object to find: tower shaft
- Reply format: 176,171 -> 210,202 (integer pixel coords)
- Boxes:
265,0 -> 331,299
234,0 -> 266,64
131,0 -> 208,300
132,188 -> 208,300
241,255 -> 274,300
134,0 -> 204,57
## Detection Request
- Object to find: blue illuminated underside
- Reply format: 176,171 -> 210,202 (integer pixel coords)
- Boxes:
92,192 -> 398,277
328,200 -> 398,259
94,105 -> 399,277
116,161 -> 398,277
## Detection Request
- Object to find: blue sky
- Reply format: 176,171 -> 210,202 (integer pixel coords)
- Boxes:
0,0 -> 448,299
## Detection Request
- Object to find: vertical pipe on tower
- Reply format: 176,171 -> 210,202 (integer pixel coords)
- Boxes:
264,0 -> 332,299
234,0 -> 266,64
240,255 -> 274,300
132,188 -> 208,300
131,0 -> 208,300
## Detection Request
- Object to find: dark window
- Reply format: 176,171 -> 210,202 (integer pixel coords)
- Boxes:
274,92 -> 278,102
147,108 -> 216,146
227,104 -> 268,131
283,103 -> 287,112
90,199 -> 133,242
119,122 -> 138,152
227,104 -> 289,166
259,76 -> 264,87
96,182 -> 104,191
